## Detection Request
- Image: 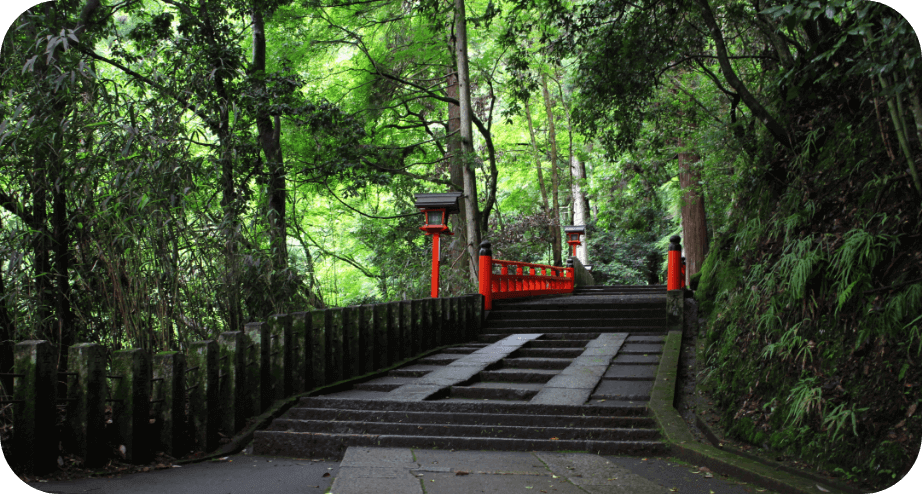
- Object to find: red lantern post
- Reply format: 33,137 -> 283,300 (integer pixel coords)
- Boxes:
563,225 -> 585,259
414,193 -> 462,298
667,235 -> 683,290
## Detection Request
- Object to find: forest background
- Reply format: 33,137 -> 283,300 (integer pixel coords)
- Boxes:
1,0 -> 921,489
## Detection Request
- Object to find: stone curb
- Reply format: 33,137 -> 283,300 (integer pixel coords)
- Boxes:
648,330 -> 858,494
173,342 -> 464,465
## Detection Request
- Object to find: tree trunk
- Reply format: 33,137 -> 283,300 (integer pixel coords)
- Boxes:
570,154 -> 589,264
454,0 -> 480,281
540,73 -> 562,266
678,141 -> 708,284
525,100 -> 555,255
0,213 -> 13,394
445,65 -> 470,282
252,9 -> 289,273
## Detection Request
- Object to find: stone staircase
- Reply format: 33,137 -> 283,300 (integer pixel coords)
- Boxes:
252,285 -> 668,459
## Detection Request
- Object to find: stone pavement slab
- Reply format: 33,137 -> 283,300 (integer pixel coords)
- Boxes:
387,334 -> 542,400
23,455 -> 339,494
328,447 -> 775,494
530,333 -> 627,405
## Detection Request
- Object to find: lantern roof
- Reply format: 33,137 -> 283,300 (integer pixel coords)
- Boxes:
563,225 -> 586,235
414,192 -> 463,214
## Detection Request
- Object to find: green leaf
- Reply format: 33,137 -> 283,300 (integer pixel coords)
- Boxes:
139,193 -> 150,211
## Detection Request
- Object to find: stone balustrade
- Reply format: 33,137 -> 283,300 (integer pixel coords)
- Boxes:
1,294 -> 484,474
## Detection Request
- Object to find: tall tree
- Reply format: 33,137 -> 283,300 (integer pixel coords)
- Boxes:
540,72 -> 563,266
454,0 -> 481,279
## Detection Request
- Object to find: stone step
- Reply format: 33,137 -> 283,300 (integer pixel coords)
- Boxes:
388,365 -> 443,378
591,380 -> 654,401
524,339 -> 589,348
511,347 -> 584,359
619,343 -> 663,354
487,309 -> 664,320
281,408 -> 656,429
626,335 -> 666,343
353,376 -> 418,392
292,397 -> 651,417
485,318 -> 665,329
266,419 -> 660,442
450,382 -> 543,401
441,346 -> 483,354
416,353 -> 464,365
479,368 -> 559,383
492,301 -> 663,311
501,357 -> 572,370
603,365 -> 658,381
611,354 -> 661,365
252,431 -> 667,460
484,326 -> 666,334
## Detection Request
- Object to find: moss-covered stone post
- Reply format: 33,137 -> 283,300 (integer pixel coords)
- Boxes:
66,343 -> 106,467
111,348 -> 152,463
326,309 -> 344,383
391,302 -> 406,363
309,310 -> 327,389
411,300 -> 424,355
359,305 -> 374,375
666,289 -> 684,333
469,294 -> 483,338
267,314 -> 291,401
217,332 -> 245,435
450,297 -> 462,344
342,307 -> 360,379
290,312 -> 310,394
13,340 -> 57,474
152,351 -> 185,457
400,300 -> 414,357
245,322 -> 270,413
431,298 -> 443,348
459,296 -> 472,341
373,304 -> 389,370
188,340 -> 219,453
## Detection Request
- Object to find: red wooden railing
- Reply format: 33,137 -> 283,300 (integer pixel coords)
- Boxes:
478,241 -> 574,310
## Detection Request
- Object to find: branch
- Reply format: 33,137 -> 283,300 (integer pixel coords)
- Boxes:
322,181 -> 418,220
0,190 -> 32,224
696,0 -> 794,150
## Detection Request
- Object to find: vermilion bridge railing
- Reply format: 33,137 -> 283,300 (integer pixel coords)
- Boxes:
477,241 -> 574,310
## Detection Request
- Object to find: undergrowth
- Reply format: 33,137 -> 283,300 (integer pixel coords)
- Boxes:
697,94 -> 922,490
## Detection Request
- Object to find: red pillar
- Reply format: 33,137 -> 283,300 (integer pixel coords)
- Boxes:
667,235 -> 682,290
478,241 -> 493,311
430,232 -> 440,298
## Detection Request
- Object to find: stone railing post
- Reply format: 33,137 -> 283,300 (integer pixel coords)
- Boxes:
343,307 -> 360,379
392,302 -> 407,363
66,343 -> 106,467
152,351 -> 185,456
245,322 -> 270,413
430,298 -> 443,349
667,290 -> 684,333
111,348 -> 152,463
267,314 -> 291,401
217,332 -> 246,434
290,312 -> 310,394
359,305 -> 374,375
326,309 -> 345,383
188,340 -> 218,452
310,310 -> 327,389
373,304 -> 389,370
398,301 -> 411,360
411,300 -> 424,355
13,340 -> 57,474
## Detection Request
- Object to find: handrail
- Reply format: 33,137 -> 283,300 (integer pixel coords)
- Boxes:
478,241 -> 574,310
